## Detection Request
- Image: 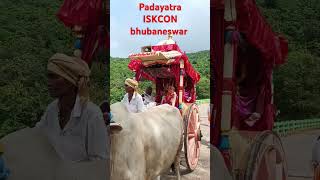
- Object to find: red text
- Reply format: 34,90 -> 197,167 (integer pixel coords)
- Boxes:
143,15 -> 178,23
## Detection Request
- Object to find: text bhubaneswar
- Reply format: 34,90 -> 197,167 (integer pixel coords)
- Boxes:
130,27 -> 187,36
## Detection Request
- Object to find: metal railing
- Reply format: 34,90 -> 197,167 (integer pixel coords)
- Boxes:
273,119 -> 320,136
195,99 -> 210,104
195,99 -> 320,136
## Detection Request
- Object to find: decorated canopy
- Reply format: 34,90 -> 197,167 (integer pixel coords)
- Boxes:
128,43 -> 201,85
128,41 -> 201,104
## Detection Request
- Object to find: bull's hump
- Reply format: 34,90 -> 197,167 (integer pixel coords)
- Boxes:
149,104 -> 179,113
110,102 -> 127,112
136,105 -> 182,127
137,105 -> 182,124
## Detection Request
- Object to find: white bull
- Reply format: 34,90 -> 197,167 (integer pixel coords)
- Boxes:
0,128 -> 108,180
110,102 -> 183,180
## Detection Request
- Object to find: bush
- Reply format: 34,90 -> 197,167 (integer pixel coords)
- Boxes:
274,50 -> 320,120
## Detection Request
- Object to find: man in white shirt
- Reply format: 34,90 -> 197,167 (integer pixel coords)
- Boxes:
35,53 -> 108,162
142,86 -> 155,105
121,78 -> 145,113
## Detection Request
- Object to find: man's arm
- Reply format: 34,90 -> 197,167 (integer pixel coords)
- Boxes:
136,95 -> 145,112
171,93 -> 177,106
121,94 -> 125,103
160,96 -> 164,104
246,84 -> 265,124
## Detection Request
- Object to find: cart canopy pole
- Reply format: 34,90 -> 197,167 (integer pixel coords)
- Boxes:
218,0 -> 238,171
179,59 -> 184,109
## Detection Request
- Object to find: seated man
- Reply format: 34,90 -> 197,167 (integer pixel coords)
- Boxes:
121,78 -> 145,113
161,86 -> 177,106
142,86 -> 155,105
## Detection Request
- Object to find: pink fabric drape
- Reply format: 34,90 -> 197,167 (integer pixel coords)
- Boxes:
211,8 -> 225,147
57,0 -> 107,64
128,43 -> 201,104
128,44 -> 201,85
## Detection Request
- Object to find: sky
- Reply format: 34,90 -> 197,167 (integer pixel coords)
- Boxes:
110,0 -> 210,58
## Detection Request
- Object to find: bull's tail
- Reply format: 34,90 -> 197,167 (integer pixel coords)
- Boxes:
173,128 -> 183,180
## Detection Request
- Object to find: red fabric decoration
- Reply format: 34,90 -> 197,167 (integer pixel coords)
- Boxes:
212,0 -> 224,9
236,0 -> 288,65
128,44 -> 200,104
56,0 -> 107,64
232,0 -> 288,131
211,8 -> 225,147
128,44 -> 201,85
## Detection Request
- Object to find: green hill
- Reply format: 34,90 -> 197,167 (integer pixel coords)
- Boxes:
257,0 -> 320,120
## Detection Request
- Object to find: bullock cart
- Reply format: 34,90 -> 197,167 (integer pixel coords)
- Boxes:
211,0 -> 289,179
128,38 -> 202,171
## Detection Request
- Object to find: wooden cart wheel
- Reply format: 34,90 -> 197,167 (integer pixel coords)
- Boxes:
314,165 -> 320,180
183,103 -> 201,172
245,131 -> 288,180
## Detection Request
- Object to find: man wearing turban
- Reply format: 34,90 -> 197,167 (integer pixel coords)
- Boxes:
121,78 -> 145,113
36,53 -> 108,162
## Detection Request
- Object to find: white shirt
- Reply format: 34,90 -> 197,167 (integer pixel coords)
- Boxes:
35,96 -> 108,162
121,92 -> 145,113
142,93 -> 155,105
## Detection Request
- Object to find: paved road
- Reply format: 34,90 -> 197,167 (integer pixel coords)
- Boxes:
161,103 -> 210,180
284,130 -> 319,180
162,103 -> 319,180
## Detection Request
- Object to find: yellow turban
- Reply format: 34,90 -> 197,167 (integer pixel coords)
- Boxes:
125,78 -> 138,90
47,53 -> 91,104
